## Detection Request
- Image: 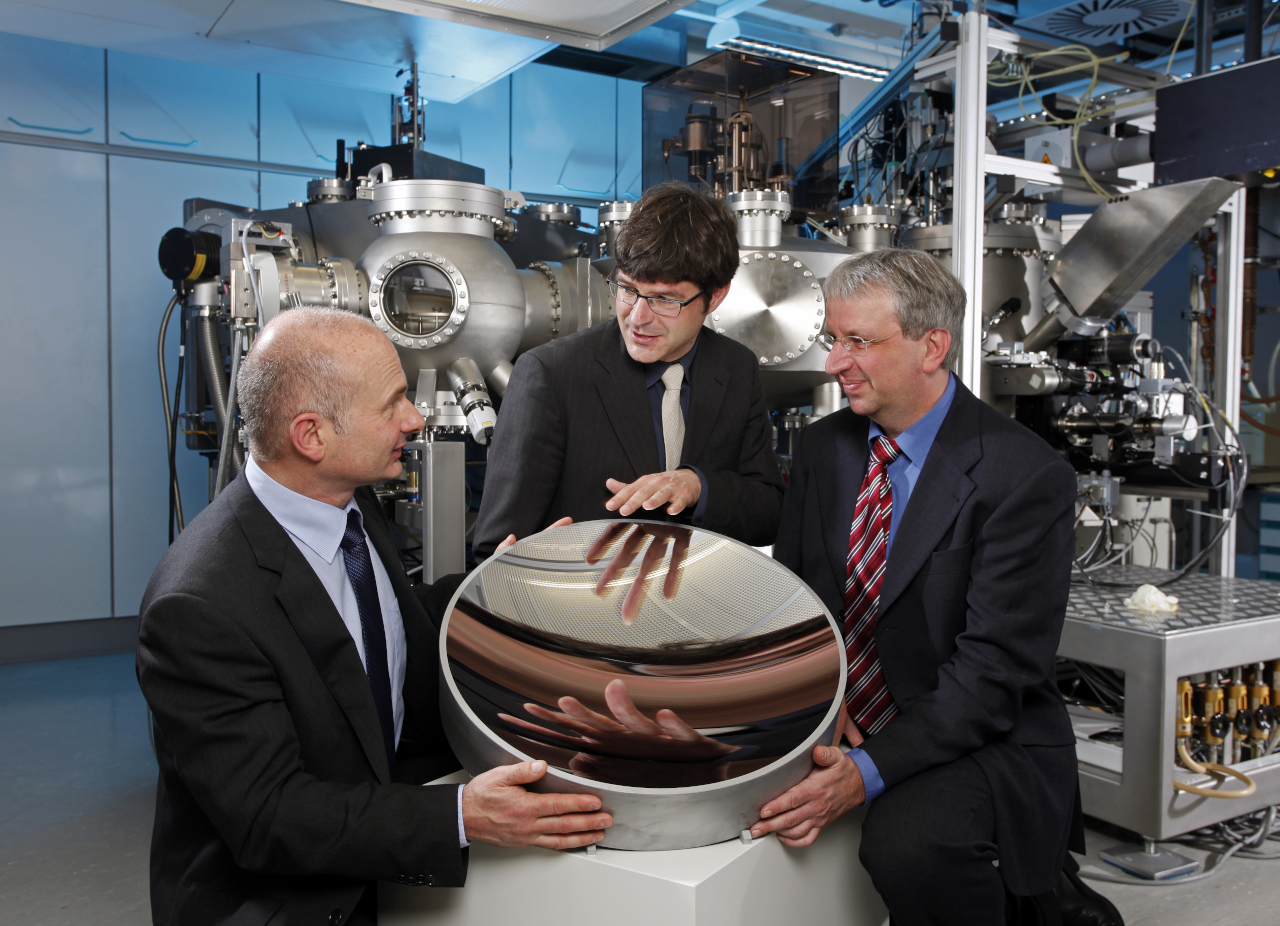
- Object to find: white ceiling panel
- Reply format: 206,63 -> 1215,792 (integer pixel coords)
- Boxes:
332,0 -> 698,50
0,0 -> 554,103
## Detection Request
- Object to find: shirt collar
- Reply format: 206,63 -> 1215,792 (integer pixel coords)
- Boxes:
642,334 -> 700,389
244,456 -> 360,565
868,372 -> 956,464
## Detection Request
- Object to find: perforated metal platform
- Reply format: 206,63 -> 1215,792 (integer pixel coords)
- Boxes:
1066,564 -> 1280,635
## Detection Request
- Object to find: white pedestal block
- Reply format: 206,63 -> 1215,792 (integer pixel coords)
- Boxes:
381,773 -> 889,926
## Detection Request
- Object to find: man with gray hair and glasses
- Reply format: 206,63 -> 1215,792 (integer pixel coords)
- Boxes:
753,249 -> 1083,924
137,306 -> 612,926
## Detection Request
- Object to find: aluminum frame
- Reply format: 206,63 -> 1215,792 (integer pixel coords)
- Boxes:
1212,188 -> 1247,577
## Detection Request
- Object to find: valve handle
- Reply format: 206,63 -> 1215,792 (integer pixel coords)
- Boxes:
1209,712 -> 1231,739
1255,704 -> 1275,733
1234,711 -> 1253,738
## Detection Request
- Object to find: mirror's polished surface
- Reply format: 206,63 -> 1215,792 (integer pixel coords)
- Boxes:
445,521 -> 841,789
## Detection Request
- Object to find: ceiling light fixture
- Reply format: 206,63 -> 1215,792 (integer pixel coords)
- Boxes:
716,37 -> 890,82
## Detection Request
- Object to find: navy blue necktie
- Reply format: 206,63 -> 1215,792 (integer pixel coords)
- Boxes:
340,508 -> 396,778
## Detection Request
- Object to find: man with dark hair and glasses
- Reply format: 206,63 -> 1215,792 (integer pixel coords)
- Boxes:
473,183 -> 783,558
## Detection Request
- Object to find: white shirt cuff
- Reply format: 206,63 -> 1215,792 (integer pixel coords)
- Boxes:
457,784 -> 469,848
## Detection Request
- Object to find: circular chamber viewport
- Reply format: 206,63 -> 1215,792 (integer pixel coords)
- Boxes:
383,261 -> 457,337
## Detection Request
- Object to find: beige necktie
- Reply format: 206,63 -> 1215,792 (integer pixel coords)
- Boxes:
661,363 -> 686,471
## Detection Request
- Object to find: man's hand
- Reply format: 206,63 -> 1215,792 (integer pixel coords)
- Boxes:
605,470 -> 701,517
498,678 -> 737,763
586,523 -> 691,624
750,745 -> 865,847
494,516 -> 573,555
461,759 -> 612,849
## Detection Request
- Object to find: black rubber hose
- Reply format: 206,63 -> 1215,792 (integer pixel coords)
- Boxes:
158,292 -> 185,537
168,319 -> 186,541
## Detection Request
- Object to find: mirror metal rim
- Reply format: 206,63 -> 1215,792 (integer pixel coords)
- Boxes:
437,520 -> 848,849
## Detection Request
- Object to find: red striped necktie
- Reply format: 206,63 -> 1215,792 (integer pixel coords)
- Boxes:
844,434 -> 901,737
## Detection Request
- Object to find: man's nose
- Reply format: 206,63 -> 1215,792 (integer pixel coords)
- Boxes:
825,346 -> 853,377
628,297 -> 657,326
403,402 -> 425,433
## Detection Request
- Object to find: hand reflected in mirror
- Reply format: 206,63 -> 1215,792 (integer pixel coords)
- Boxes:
498,678 -> 738,763
586,523 -> 692,625
494,516 -> 573,555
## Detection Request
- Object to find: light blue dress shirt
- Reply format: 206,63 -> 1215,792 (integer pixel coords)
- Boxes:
245,458 -> 469,847
845,373 -> 956,803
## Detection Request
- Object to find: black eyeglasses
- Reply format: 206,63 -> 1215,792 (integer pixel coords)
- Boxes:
608,277 -> 706,318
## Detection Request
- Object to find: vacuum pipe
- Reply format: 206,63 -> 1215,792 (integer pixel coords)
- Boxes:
199,315 -> 244,475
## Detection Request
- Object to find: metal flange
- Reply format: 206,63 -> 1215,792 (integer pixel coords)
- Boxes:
367,251 -> 471,349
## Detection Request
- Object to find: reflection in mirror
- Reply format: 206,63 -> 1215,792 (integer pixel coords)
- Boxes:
445,521 -> 840,788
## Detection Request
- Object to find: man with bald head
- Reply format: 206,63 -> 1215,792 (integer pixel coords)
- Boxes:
137,306 -> 612,926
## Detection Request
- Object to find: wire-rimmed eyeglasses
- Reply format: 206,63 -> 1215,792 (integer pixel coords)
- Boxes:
608,277 -> 706,318
816,329 -> 903,352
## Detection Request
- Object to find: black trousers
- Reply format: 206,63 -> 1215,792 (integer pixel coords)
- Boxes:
859,756 -> 1061,926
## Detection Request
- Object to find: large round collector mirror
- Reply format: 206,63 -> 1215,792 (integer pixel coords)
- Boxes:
439,520 -> 845,850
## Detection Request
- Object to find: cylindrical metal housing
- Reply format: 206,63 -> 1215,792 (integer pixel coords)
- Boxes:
1081,134 -> 1152,174
440,520 -> 844,851
1058,332 -> 1162,366
307,177 -> 356,203
598,201 -> 634,257
839,205 -> 900,252
525,203 -> 581,227
727,189 -> 791,249
487,359 -> 514,397
368,179 -> 506,238
159,227 -> 222,282
811,381 -> 846,418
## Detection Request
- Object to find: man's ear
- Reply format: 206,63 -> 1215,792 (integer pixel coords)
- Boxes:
921,328 -> 951,375
705,282 -> 732,314
289,413 -> 327,463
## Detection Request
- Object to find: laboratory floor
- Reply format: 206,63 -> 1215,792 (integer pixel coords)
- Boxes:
3,652 -> 1278,926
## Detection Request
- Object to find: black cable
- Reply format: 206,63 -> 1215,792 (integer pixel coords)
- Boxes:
168,313 -> 186,543
157,291 -> 185,539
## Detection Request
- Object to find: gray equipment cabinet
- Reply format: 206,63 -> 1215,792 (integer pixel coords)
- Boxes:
1060,565 -> 1280,840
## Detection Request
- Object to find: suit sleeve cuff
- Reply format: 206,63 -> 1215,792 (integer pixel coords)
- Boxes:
681,465 -> 709,524
845,747 -> 886,804
458,784 -> 469,848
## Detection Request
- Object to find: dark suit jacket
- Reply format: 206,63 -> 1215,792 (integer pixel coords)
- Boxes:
775,381 -> 1079,896
474,321 -> 784,558
136,475 -> 466,926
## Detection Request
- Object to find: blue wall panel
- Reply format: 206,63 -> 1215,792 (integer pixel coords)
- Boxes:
422,77 -> 511,189
108,158 -> 259,616
616,79 -> 644,202
0,32 -> 105,144
260,73 -> 389,169
0,27 -> 647,628
259,171 -> 311,210
0,143 -> 111,627
511,65 -> 617,202
107,51 -> 258,161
